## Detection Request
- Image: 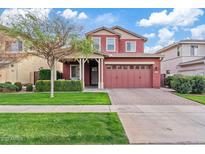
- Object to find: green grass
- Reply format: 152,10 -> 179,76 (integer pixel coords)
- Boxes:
0,113 -> 128,144
177,93 -> 205,105
0,92 -> 111,105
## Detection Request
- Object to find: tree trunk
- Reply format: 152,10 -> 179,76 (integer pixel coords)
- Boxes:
50,65 -> 54,98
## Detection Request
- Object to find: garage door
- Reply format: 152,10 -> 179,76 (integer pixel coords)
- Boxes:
105,65 -> 152,88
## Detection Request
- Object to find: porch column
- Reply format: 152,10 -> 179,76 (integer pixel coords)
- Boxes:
82,58 -> 85,89
101,58 -> 104,89
79,58 -> 82,81
98,58 -> 101,89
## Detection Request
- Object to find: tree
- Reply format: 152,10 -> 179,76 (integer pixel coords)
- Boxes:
0,33 -> 27,70
0,11 -> 93,97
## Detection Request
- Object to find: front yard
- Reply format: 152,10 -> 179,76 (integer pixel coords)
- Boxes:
0,112 -> 128,144
177,93 -> 205,105
0,92 -> 111,105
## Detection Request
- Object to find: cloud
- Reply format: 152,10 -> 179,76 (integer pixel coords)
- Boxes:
158,27 -> 175,45
138,8 -> 204,27
191,24 -> 205,39
78,12 -> 88,19
145,45 -> 163,53
0,8 -> 51,25
95,13 -> 118,24
143,33 -> 156,38
60,9 -> 88,20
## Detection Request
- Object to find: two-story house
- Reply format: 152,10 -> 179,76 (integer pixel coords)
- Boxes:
0,33 -> 62,84
62,26 -> 162,89
156,40 -> 205,76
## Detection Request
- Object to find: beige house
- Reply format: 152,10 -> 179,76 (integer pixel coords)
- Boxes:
0,36 -> 63,84
156,40 -> 205,76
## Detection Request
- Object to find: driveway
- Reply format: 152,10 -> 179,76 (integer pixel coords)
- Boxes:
108,88 -> 205,144
108,88 -> 199,105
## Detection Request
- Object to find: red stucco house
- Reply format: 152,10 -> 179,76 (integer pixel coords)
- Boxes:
62,26 -> 163,89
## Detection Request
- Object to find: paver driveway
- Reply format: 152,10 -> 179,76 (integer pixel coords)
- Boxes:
108,88 -> 198,105
108,88 -> 205,144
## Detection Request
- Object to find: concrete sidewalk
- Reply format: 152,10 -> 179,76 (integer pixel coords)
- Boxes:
1,104 -> 205,113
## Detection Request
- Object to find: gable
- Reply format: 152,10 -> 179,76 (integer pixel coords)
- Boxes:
90,29 -> 116,36
112,28 -> 142,39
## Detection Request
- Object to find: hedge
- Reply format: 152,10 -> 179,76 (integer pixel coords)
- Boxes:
14,82 -> 22,91
191,76 -> 205,94
0,83 -> 18,92
165,75 -> 205,94
26,83 -> 33,92
170,76 -> 192,94
35,80 -> 83,92
39,69 -> 62,80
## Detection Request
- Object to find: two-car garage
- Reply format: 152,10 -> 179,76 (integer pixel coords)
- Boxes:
104,64 -> 153,88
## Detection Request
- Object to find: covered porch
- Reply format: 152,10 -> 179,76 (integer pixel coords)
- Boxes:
61,53 -> 105,89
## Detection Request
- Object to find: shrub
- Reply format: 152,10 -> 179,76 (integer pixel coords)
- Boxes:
165,76 -> 174,88
171,76 -> 192,94
0,83 -> 18,92
14,82 -> 22,91
39,69 -> 62,80
5,81 -> 12,84
26,83 -> 33,92
39,69 -> 51,80
190,76 -> 205,94
35,80 -> 83,92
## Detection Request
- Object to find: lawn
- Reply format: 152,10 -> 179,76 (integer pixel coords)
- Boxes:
0,92 -> 111,105
0,113 -> 128,144
177,93 -> 205,105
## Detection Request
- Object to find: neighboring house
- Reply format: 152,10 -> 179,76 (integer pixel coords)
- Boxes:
156,40 -> 205,76
0,35 -> 63,84
62,26 -> 162,89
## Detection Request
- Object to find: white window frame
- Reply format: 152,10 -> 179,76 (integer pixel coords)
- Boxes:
125,41 -> 136,52
190,45 -> 198,56
106,37 -> 116,52
70,64 -> 79,80
92,37 -> 101,52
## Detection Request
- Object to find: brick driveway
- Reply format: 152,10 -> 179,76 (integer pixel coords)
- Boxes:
108,88 -> 205,144
108,88 -> 198,105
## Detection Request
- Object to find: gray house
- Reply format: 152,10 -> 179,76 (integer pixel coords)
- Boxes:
156,40 -> 205,76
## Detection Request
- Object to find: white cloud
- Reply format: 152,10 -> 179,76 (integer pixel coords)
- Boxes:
158,27 -> 175,45
61,9 -> 78,19
143,33 -> 156,38
0,8 -> 51,25
145,45 -> 163,53
191,24 -> 205,39
78,12 -> 88,19
138,8 -> 204,27
95,13 -> 118,24
61,9 -> 88,20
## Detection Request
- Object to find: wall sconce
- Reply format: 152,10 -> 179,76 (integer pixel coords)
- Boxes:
154,66 -> 158,71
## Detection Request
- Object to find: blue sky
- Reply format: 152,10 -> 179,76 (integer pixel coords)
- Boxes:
0,8 -> 205,52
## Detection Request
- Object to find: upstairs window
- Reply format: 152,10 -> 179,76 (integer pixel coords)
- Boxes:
5,40 -> 23,52
190,45 -> 198,56
126,41 -> 136,52
177,46 -> 180,57
92,37 -> 101,52
106,37 -> 115,51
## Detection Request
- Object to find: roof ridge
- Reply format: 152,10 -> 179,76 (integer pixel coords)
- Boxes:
111,25 -> 147,41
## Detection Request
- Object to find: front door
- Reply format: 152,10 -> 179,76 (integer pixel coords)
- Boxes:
70,65 -> 79,80
91,66 -> 98,85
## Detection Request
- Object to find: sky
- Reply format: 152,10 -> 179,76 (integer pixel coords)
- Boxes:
0,8 -> 205,53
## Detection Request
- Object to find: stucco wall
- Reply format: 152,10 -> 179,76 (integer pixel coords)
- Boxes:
0,56 -> 63,84
160,43 -> 205,75
90,29 -> 145,54
178,63 -> 205,76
